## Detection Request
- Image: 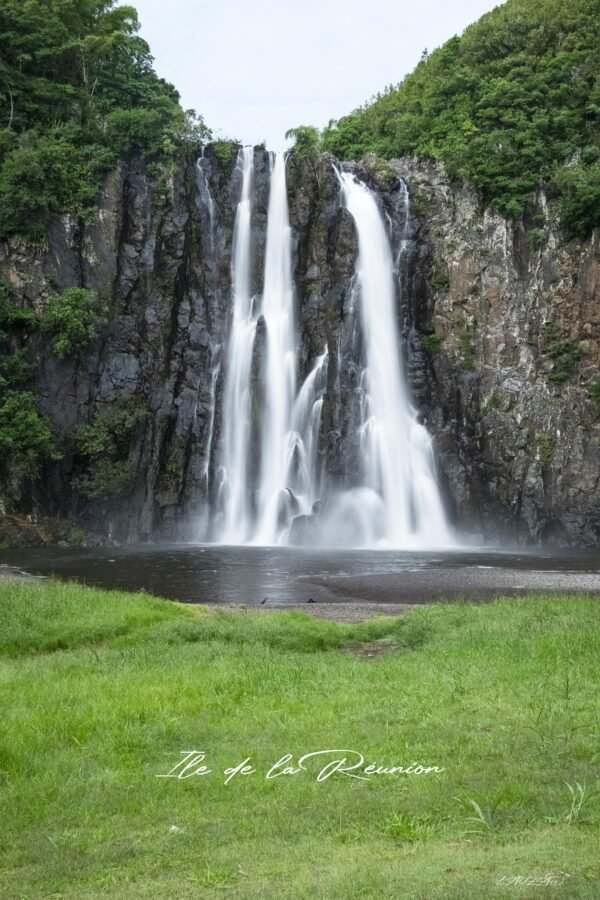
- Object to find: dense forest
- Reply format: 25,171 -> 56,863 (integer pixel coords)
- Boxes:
320,0 -> 600,239
0,0 -> 209,243
2,0 -> 599,242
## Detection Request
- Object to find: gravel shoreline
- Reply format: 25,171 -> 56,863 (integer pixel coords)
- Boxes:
0,565 -> 40,582
298,566 -> 600,604
208,601 -> 422,623
4,560 -> 600,624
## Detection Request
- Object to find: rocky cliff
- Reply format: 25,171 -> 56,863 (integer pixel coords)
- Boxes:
1,148 -> 598,545
402,157 -> 600,544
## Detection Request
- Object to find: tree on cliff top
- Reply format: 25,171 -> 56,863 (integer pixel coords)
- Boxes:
0,0 -> 211,241
320,0 -> 600,239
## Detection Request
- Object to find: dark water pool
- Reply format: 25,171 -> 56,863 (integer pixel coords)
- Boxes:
2,544 -> 600,606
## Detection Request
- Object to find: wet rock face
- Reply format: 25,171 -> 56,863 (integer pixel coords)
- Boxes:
1,148 -> 599,545
399,157 -> 600,545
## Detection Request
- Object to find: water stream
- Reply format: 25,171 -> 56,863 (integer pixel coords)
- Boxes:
218,146 -> 256,543
337,172 -> 453,548
215,154 -> 452,548
253,152 -> 298,543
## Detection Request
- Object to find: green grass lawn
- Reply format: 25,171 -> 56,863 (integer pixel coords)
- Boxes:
0,580 -> 599,898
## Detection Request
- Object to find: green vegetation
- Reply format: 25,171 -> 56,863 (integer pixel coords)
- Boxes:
0,283 -> 37,334
0,283 -> 58,485
555,156 -> 600,241
0,281 -> 114,488
0,130 -> 103,244
286,126 -> 324,189
72,394 -> 147,499
210,140 -> 236,167
536,432 -> 557,470
0,276 -> 141,494
422,331 -> 444,354
459,331 -> 476,370
0,581 -> 598,897
320,0 -> 600,238
545,324 -> 584,383
0,348 -> 32,389
0,0 -> 211,242
408,182 -> 432,219
0,579 -> 179,657
430,263 -> 450,293
547,339 -> 584,382
528,226 -> 546,250
366,156 -> 398,188
589,376 -> 600,405
0,390 -> 58,480
41,287 -> 103,358
480,392 -> 502,418
286,125 -> 321,161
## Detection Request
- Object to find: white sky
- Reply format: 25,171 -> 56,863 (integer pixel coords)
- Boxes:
133,0 -> 504,151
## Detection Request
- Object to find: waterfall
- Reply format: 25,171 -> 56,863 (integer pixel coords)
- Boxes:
218,146 -> 256,543
289,347 -> 328,510
196,152 -> 216,236
212,150 -> 451,549
217,149 -> 324,546
337,171 -> 453,548
202,351 -> 221,490
253,152 -> 298,543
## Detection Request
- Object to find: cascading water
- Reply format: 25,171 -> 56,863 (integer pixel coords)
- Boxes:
217,149 -> 326,545
288,347 -> 328,511
253,152 -> 298,543
202,353 -> 221,490
218,146 -> 256,543
213,150 -> 451,548
337,171 -> 453,548
196,151 -> 216,237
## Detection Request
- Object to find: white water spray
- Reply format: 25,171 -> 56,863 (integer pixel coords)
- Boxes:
253,152 -> 297,542
289,347 -> 328,509
213,152 -> 451,548
219,147 -> 256,543
202,352 -> 221,488
338,171 -> 453,548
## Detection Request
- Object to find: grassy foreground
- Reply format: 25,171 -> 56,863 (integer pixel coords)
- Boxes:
0,581 -> 599,898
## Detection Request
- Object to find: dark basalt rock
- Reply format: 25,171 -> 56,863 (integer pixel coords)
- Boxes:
1,149 -> 599,546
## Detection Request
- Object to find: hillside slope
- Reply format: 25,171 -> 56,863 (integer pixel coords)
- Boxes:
321,0 -> 600,238
0,0 -> 209,242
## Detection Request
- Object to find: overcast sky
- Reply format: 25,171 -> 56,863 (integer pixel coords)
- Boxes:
133,0 -> 504,150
